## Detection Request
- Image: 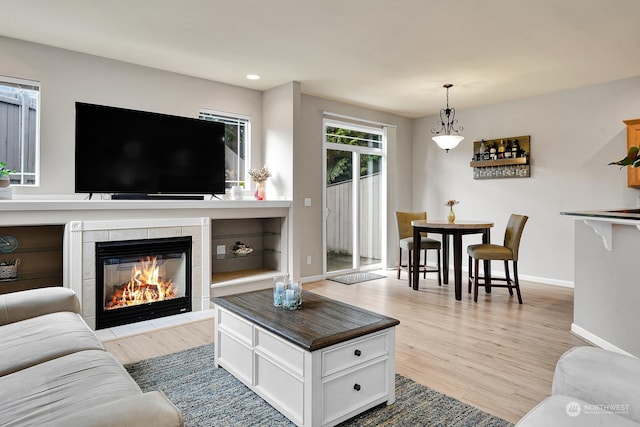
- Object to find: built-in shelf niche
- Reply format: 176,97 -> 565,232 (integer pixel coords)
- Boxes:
211,217 -> 284,284
0,225 -> 64,294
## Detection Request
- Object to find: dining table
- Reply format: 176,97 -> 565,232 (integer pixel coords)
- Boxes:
411,220 -> 494,300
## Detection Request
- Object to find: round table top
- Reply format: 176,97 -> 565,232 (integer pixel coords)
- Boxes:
411,219 -> 494,229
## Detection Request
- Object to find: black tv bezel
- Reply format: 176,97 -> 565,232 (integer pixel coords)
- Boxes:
74,102 -> 226,197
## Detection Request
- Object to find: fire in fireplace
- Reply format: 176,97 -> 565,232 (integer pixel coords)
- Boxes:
95,236 -> 192,329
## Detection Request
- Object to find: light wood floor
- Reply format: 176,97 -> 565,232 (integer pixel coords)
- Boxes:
104,271 -> 588,424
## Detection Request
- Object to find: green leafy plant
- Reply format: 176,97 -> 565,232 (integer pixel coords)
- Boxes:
0,162 -> 15,177
609,146 -> 640,168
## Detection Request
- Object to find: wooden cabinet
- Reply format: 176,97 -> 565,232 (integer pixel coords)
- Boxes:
624,119 -> 640,188
0,225 -> 64,295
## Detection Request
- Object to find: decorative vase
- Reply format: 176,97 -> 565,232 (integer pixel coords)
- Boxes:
254,181 -> 265,200
448,206 -> 456,223
0,176 -> 9,188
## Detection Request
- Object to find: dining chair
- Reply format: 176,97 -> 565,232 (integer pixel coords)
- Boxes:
467,214 -> 528,303
395,211 -> 442,287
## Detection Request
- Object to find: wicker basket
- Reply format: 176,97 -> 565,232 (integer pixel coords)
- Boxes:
0,258 -> 20,280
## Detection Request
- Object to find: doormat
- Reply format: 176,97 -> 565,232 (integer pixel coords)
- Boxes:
328,272 -> 386,285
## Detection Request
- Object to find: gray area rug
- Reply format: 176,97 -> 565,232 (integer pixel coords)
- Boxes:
125,344 -> 513,427
328,272 -> 387,285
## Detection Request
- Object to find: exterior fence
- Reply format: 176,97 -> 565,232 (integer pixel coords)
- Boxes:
0,93 -> 37,183
326,173 -> 381,259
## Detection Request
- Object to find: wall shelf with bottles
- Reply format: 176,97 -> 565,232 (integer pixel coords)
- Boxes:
470,135 -> 531,180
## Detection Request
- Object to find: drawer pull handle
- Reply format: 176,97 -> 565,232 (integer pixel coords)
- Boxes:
354,383 -> 361,391
354,349 -> 362,357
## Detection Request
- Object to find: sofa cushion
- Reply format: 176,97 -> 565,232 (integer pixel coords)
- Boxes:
0,349 -> 142,426
43,391 -> 184,427
0,287 -> 80,325
0,311 -> 104,376
517,394 -> 640,427
553,346 -> 640,424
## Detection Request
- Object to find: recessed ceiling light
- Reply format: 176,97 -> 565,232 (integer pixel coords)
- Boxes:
246,74 -> 260,80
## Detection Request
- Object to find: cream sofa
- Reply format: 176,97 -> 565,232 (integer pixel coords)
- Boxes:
0,287 -> 183,427
517,346 -> 640,426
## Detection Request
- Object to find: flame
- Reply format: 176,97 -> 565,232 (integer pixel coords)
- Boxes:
105,256 -> 177,310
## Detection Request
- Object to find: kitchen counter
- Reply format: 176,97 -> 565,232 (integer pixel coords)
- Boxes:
562,209 -> 640,358
561,208 -> 640,222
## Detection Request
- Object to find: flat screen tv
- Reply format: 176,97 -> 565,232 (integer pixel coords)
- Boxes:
75,102 -> 226,198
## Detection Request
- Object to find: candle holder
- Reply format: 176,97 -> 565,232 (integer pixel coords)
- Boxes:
284,281 -> 302,310
273,274 -> 288,307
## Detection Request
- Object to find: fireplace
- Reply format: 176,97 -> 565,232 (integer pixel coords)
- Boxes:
95,236 -> 192,329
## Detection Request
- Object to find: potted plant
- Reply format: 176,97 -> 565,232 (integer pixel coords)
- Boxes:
0,162 -> 15,188
609,146 -> 640,168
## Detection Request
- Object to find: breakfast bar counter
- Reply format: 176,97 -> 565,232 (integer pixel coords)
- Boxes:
561,208 -> 640,358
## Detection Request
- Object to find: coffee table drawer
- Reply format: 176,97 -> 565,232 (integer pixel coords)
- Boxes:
322,332 -> 389,376
217,308 -> 253,345
322,359 -> 389,425
255,327 -> 305,377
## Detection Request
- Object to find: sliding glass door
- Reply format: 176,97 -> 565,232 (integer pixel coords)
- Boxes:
324,120 -> 386,275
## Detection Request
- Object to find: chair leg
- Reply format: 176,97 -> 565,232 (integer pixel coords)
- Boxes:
504,260 -> 514,296
397,247 -> 402,280
423,249 -> 427,279
407,249 -> 412,287
437,249 -> 442,286
513,261 -> 523,304
468,256 -> 472,293
473,258 -> 480,302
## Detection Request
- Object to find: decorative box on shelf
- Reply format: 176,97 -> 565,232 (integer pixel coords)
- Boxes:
470,135 -> 531,180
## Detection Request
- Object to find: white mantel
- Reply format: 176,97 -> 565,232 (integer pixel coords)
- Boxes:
0,198 -> 291,225
0,197 -> 292,329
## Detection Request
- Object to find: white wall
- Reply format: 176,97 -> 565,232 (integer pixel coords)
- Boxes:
263,81 -> 298,277
0,36 -> 263,196
413,76 -> 640,285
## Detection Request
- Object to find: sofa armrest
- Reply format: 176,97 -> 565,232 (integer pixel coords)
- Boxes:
553,346 -> 640,424
44,391 -> 184,427
0,287 -> 81,326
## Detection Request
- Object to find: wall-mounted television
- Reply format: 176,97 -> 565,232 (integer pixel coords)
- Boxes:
75,102 -> 225,198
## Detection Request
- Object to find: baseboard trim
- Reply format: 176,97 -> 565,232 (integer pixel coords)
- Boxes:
571,323 -> 636,358
305,267 -> 575,289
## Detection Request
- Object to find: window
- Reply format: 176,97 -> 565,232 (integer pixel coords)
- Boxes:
199,110 -> 250,189
0,76 -> 40,185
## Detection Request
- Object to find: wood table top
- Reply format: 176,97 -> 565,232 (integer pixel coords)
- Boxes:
213,289 -> 400,352
411,220 -> 494,229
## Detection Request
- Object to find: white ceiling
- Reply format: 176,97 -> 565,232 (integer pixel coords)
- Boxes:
2,0 -> 640,118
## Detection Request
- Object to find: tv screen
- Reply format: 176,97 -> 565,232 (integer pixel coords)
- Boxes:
75,102 -> 226,196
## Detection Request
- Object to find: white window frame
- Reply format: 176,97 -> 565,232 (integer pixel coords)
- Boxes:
199,109 -> 251,189
322,118 -> 387,275
0,75 -> 40,186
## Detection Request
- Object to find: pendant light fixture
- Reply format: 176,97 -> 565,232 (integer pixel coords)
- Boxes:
432,84 -> 464,152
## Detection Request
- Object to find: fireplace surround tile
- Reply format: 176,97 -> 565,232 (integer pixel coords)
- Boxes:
67,217 -> 211,330
109,228 -> 148,241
